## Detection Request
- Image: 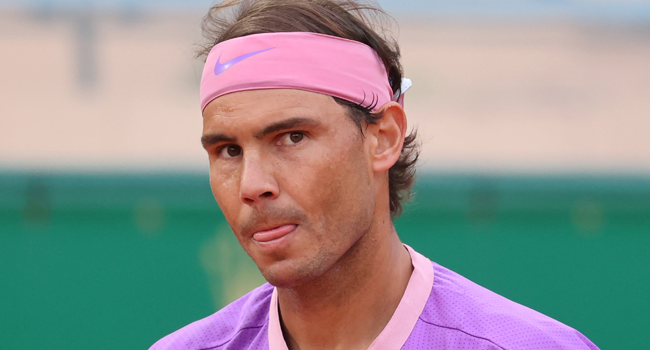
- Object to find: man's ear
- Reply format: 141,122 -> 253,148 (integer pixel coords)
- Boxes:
366,102 -> 407,173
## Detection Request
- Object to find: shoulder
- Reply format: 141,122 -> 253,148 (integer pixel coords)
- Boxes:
149,283 -> 274,350
417,261 -> 600,350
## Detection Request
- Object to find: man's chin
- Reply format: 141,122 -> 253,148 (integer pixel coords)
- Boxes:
259,260 -> 323,289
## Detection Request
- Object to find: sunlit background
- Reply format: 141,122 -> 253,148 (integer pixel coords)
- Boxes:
1,0 -> 649,349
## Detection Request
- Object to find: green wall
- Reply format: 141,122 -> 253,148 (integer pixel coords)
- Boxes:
1,173 -> 648,349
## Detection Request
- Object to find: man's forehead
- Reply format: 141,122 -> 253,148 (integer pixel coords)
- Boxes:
201,90 -> 349,143
213,102 -> 244,115
202,98 -> 246,120
203,89 -> 340,121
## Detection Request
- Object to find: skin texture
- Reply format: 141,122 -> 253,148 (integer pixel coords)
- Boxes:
202,89 -> 413,350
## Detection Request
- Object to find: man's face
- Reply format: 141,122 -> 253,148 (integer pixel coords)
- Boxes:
202,89 -> 377,288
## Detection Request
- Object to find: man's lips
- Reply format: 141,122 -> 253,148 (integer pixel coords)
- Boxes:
252,224 -> 297,243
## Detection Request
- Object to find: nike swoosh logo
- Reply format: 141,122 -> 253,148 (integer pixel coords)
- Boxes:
214,47 -> 275,76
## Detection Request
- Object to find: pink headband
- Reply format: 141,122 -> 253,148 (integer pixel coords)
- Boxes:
200,32 -> 410,112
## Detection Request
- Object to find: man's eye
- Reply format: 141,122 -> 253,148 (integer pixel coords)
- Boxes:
289,132 -> 304,143
277,132 -> 305,146
219,145 -> 242,158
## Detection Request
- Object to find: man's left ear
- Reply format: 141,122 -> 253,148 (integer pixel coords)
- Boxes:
367,101 -> 407,172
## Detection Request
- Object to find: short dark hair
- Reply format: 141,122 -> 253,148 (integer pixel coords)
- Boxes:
198,0 -> 420,218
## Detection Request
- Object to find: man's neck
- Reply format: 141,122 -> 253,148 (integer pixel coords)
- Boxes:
276,219 -> 413,350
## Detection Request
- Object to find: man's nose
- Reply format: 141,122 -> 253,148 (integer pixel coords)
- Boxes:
239,153 -> 279,205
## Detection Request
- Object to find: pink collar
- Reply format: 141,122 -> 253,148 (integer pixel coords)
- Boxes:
268,244 -> 434,350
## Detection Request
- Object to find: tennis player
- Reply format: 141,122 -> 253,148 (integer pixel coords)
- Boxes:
151,0 -> 600,349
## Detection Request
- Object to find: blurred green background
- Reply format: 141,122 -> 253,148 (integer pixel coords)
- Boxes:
1,172 -> 648,349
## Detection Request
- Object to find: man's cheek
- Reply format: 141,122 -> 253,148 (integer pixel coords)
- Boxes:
212,191 -> 239,228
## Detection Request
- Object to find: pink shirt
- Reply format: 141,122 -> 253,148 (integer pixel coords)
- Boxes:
150,245 -> 600,350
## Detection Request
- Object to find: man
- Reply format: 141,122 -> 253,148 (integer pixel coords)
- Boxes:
151,0 -> 599,349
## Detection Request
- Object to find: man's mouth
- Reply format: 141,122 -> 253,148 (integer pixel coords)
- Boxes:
252,224 -> 297,243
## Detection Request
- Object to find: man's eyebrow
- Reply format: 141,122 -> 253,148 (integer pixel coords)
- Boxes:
254,117 -> 321,139
201,133 -> 236,150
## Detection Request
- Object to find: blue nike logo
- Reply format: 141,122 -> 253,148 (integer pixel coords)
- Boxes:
214,47 -> 275,76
